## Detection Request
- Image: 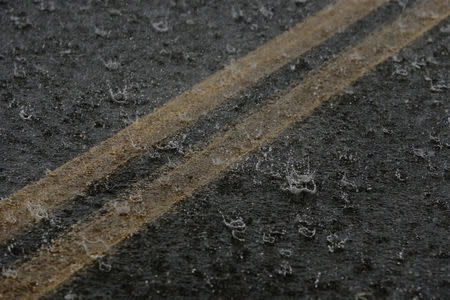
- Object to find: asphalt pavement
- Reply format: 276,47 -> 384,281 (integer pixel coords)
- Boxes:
0,0 -> 449,299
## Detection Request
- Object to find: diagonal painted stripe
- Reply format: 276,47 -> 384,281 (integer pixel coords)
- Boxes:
1,1 -> 447,298
0,0 -> 390,245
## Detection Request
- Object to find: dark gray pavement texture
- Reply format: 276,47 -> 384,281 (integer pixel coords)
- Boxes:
0,0 -> 332,199
1,0 -> 449,299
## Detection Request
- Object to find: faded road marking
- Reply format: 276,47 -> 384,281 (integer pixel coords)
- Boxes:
0,0 -> 447,298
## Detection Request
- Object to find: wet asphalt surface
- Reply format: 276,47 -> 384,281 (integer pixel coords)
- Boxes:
1,0 -> 449,299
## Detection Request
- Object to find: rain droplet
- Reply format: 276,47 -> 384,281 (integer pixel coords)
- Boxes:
263,232 -> 275,244
279,248 -> 293,257
113,201 -> 131,216
326,233 -> 348,253
80,237 -> 109,259
298,226 -> 316,238
1,267 -> 17,279
26,201 -> 48,220
152,20 -> 169,33
5,213 -> 17,224
277,260 -> 293,276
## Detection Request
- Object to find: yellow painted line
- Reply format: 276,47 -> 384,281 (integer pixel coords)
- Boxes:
1,1 -> 447,298
0,0 -> 389,245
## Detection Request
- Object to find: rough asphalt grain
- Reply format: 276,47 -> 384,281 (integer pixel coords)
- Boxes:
1,0 -> 449,299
